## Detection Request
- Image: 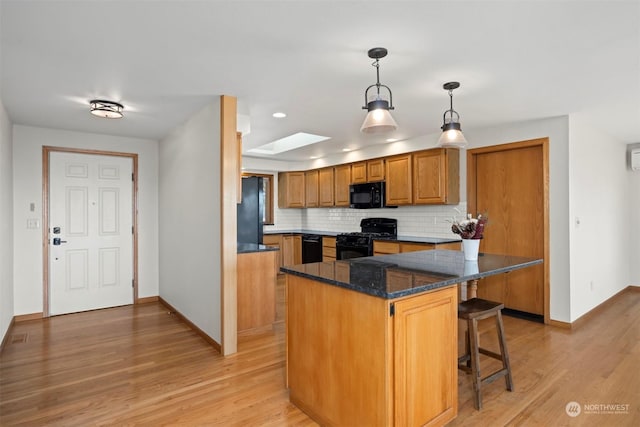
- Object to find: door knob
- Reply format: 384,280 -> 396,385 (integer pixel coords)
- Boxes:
52,238 -> 67,245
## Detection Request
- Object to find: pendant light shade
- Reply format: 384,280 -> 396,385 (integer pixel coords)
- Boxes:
361,47 -> 397,134
437,82 -> 467,148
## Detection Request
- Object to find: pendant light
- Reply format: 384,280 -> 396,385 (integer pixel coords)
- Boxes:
360,47 -> 397,134
437,82 -> 467,148
89,100 -> 124,119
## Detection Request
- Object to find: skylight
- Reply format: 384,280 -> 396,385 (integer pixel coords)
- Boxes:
246,132 -> 331,155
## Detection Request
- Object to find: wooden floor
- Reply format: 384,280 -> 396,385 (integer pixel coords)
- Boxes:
1,285 -> 639,426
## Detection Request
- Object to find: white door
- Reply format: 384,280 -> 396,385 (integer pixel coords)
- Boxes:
49,152 -> 133,315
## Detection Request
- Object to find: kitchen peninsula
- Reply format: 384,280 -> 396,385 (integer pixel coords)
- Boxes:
281,250 -> 542,426
237,244 -> 279,332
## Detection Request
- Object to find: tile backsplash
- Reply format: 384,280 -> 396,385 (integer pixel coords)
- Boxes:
264,203 -> 468,238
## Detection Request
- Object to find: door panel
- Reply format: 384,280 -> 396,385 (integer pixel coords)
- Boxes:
49,152 -> 133,315
472,144 -> 545,315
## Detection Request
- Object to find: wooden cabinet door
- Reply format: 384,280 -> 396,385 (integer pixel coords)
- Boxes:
318,167 -> 334,207
367,158 -> 385,182
305,170 -> 319,208
470,142 -> 545,315
400,242 -> 434,252
282,235 -> 302,266
334,164 -> 351,206
435,241 -> 462,251
373,240 -> 400,256
393,286 -> 457,426
278,172 -> 305,208
351,162 -> 367,184
262,234 -> 283,269
322,236 -> 336,261
413,148 -> 460,205
385,154 -> 413,205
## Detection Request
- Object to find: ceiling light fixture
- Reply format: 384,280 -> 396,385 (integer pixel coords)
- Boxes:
360,47 -> 397,134
89,99 -> 124,119
437,82 -> 467,148
272,112 -> 287,118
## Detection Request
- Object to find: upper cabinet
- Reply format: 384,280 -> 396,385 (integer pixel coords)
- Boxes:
351,162 -> 367,184
278,148 -> 459,208
278,172 -> 305,208
367,159 -> 385,182
305,170 -> 319,208
318,167 -> 335,207
413,148 -> 459,205
385,154 -> 413,206
351,159 -> 385,184
334,164 -> 351,207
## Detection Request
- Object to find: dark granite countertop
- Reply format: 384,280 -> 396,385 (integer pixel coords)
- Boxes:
237,243 -> 280,254
280,250 -> 543,300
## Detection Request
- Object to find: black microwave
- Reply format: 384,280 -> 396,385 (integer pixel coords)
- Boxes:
349,181 -> 391,209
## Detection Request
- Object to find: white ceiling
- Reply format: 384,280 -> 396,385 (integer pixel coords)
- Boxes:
2,1 -> 639,162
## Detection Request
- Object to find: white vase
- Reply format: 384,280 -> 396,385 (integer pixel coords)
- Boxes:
462,239 -> 480,261
463,260 -> 479,275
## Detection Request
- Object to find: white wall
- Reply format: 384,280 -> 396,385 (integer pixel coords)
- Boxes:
0,100 -> 14,342
12,125 -> 159,315
466,116 -> 571,322
158,101 -> 221,342
568,115 -> 632,320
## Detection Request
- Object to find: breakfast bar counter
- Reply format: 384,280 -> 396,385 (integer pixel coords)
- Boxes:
281,250 -> 542,426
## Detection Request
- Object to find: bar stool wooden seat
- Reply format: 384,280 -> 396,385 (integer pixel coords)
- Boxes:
458,297 -> 513,410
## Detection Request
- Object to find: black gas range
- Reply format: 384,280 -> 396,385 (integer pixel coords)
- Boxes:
336,218 -> 397,260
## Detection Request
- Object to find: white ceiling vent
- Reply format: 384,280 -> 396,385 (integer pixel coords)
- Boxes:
632,148 -> 640,171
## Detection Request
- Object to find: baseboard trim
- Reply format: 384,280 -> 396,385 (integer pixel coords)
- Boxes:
547,319 -> 571,329
0,317 -> 16,354
15,312 -> 44,322
158,297 -> 222,353
550,286 -> 636,330
136,296 -> 159,304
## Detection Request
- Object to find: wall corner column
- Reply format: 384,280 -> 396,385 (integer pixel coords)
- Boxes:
220,95 -> 238,355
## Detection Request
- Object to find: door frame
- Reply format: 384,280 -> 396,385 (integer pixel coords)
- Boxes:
42,146 -> 139,317
467,137 -> 550,324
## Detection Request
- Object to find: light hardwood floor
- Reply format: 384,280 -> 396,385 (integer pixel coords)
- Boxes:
1,284 -> 639,426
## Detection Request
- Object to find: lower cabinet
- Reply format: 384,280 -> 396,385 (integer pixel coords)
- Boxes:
393,287 -> 458,426
286,275 -> 458,426
322,236 -> 336,261
262,234 -> 282,268
374,240 -> 462,256
237,251 -> 277,332
282,235 -> 302,266
373,240 -> 401,256
264,234 -> 303,268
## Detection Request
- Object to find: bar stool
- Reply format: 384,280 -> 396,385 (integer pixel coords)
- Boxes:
458,298 -> 514,410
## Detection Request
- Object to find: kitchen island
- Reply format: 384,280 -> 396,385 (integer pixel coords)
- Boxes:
281,250 -> 542,426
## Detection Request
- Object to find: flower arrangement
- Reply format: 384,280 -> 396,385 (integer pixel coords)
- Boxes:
450,212 -> 488,240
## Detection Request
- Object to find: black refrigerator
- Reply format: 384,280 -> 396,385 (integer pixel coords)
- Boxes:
237,176 -> 264,244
